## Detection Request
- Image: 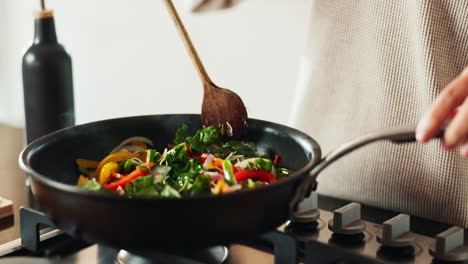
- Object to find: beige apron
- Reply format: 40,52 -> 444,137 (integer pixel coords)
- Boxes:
290,0 -> 468,228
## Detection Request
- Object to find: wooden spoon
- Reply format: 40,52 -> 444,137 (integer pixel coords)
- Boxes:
163,0 -> 248,138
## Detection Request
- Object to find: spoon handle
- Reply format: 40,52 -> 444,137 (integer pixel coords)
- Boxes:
163,0 -> 213,87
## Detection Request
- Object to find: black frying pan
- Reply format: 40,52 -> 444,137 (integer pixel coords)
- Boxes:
19,114 -> 425,250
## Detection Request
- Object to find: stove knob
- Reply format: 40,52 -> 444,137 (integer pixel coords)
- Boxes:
429,226 -> 468,262
377,214 -> 415,247
292,192 -> 320,224
328,202 -> 365,235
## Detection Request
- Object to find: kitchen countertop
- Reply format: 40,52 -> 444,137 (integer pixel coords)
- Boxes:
0,124 -> 28,244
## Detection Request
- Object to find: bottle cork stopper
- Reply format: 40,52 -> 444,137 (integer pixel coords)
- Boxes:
33,9 -> 54,19
0,197 -> 13,220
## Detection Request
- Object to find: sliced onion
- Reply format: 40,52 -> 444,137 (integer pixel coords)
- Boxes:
110,137 -> 153,154
234,157 -> 260,169
152,175 -> 162,184
227,154 -> 245,163
158,148 -> 169,165
203,171 -> 221,181
223,184 -> 242,193
116,186 -> 126,196
225,122 -> 234,137
115,145 -> 147,154
151,166 -> 171,184
136,164 -> 151,173
235,157 -> 277,175
202,154 -> 216,170
152,165 -> 171,176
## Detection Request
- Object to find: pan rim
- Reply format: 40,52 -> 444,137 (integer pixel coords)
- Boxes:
19,114 -> 321,202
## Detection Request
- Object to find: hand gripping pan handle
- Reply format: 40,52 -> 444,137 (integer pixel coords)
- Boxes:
290,125 -> 445,213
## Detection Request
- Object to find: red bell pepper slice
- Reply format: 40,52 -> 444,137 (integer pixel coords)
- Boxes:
103,170 -> 146,191
186,146 -> 208,164
273,155 -> 280,167
103,162 -> 154,191
234,169 -> 276,183
111,172 -> 124,179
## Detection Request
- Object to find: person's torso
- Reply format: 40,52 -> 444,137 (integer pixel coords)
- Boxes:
290,0 -> 468,228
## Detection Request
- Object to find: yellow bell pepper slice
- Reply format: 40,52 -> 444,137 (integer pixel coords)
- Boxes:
211,180 -> 228,195
99,162 -> 120,185
76,159 -> 100,169
77,175 -> 89,185
95,152 -> 137,177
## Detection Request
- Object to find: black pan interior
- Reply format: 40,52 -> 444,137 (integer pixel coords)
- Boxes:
27,114 -> 317,188
20,114 -> 321,249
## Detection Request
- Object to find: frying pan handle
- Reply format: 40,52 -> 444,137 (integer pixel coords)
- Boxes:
290,125 -> 445,212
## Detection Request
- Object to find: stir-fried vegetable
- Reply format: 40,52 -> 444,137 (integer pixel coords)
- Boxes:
95,152 -> 137,177
77,175 -> 89,185
222,160 -> 236,186
99,162 -> 120,185
104,167 -> 149,191
234,169 -> 276,183
76,125 -> 293,198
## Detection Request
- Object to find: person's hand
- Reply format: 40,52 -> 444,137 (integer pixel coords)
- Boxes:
416,66 -> 468,157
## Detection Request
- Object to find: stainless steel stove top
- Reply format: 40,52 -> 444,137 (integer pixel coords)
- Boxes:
1,194 -> 467,264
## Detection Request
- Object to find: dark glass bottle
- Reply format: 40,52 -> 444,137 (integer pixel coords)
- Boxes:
22,10 -> 75,144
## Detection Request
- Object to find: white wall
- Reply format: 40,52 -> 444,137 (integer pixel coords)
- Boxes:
1,0 -> 311,127
0,0 -> 9,122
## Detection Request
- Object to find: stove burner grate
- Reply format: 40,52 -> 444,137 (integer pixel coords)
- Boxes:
116,246 -> 228,264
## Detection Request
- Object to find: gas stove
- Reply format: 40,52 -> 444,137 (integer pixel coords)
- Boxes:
0,193 -> 467,264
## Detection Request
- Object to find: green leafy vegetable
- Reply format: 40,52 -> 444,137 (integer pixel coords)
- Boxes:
208,140 -> 257,158
173,173 -> 195,191
190,175 -> 211,195
79,178 -> 112,193
222,160 -> 237,185
172,125 -> 256,158
178,158 -> 203,174
254,158 -> 273,172
122,158 -> 141,174
245,158 -> 273,172
185,126 -> 219,153
171,158 -> 203,191
246,178 -> 263,189
79,178 -> 102,191
226,141 -> 257,157
246,178 -> 255,188
173,124 -> 220,153
160,185 -> 181,198
78,124 -> 292,198
173,124 -> 189,145
165,143 -> 188,164
125,175 -> 159,197
146,149 -> 160,163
